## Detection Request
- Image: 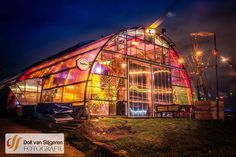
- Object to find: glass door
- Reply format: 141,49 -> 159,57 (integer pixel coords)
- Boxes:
128,60 -> 152,117
152,65 -> 172,107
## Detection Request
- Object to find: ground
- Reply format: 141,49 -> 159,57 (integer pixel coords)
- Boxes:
71,118 -> 236,157
0,118 -> 84,157
1,117 -> 236,157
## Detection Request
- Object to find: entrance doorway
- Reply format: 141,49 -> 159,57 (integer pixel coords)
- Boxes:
128,60 -> 172,117
128,60 -> 152,117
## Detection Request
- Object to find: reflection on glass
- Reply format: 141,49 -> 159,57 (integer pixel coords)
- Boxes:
63,83 -> 85,102
153,66 -> 172,106
129,60 -> 151,117
10,79 -> 42,105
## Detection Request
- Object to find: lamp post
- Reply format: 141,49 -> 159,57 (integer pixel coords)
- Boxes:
190,32 -> 220,120
213,34 -> 220,120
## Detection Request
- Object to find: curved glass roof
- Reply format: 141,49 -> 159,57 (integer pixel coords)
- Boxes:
19,27 -> 186,81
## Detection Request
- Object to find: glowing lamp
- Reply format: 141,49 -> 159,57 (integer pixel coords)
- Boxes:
121,63 -> 126,68
220,56 -> 228,63
196,50 -> 203,56
116,54 -> 121,58
178,58 -> 184,64
146,28 -> 156,35
100,60 -> 111,65
213,50 -> 218,56
95,66 -> 102,74
131,41 -> 139,46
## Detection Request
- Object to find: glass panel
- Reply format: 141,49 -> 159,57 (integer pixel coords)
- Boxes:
127,29 -> 135,37
153,66 -> 172,106
172,69 -> 190,88
129,60 -> 151,117
170,49 -> 183,68
24,79 -> 42,103
88,73 -> 127,116
103,28 -> 170,62
89,100 -> 109,115
43,71 -> 68,89
89,74 -> 126,101
41,87 -> 63,103
65,68 -> 88,84
89,100 -> 120,116
17,81 -> 25,91
155,36 -> 169,48
10,79 -> 42,105
135,29 -> 144,40
127,36 -> 137,57
172,86 -> 192,105
9,85 -> 27,104
24,92 -> 39,104
136,39 -> 145,59
92,52 -> 126,77
62,83 -> 85,102
145,43 -> 155,61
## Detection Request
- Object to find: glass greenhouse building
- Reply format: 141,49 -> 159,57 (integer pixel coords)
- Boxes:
1,27 -> 193,117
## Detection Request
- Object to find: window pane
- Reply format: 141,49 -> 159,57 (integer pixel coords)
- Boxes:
43,71 -> 69,89
41,87 -> 63,103
62,83 -> 85,102
65,68 -> 89,84
90,100 -> 109,115
92,52 -> 126,77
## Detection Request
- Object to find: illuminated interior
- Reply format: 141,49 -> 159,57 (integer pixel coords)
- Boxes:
8,27 -> 193,117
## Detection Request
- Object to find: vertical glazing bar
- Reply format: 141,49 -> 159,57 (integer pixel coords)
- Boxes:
157,68 -> 160,104
135,30 -> 137,58
124,31 -> 128,55
168,71 -> 171,104
144,30 -> 147,60
151,65 -> 154,117
165,70 -> 168,104
61,86 -> 64,102
164,70 -> 166,104
40,79 -> 45,103
160,69 -> 163,104
127,59 -> 130,117
170,70 -> 172,103
154,35 -> 156,61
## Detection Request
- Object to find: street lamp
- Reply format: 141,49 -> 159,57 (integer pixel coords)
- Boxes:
220,56 -> 229,63
196,50 -> 203,57
190,32 -> 220,120
220,56 -> 236,70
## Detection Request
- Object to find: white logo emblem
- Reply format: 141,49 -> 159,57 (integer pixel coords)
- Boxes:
77,58 -> 90,70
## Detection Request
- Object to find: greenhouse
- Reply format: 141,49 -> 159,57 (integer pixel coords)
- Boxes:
2,27 -> 193,117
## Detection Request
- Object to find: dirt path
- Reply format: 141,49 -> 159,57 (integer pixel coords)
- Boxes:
0,118 -> 84,157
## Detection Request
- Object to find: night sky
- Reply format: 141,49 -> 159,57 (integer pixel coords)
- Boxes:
0,0 -> 236,105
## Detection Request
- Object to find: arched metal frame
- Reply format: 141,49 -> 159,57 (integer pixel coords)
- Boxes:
84,27 -> 193,117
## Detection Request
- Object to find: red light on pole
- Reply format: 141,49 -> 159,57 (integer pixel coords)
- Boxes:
213,49 -> 218,56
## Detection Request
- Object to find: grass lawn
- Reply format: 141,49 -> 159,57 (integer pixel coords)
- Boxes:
70,118 -> 236,157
